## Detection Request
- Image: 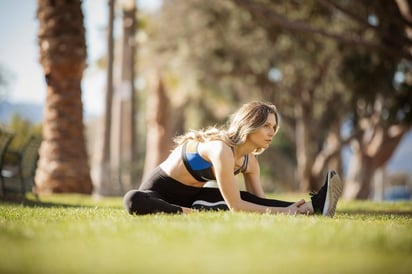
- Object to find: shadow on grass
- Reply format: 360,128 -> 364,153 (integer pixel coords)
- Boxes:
0,194 -> 107,209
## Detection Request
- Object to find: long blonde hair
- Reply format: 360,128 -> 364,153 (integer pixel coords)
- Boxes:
173,101 -> 280,154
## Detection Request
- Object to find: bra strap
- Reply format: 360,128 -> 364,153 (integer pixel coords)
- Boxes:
181,142 -> 208,182
241,154 -> 249,173
234,154 -> 249,175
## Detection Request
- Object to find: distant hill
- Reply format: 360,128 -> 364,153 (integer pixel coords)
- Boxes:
0,101 -> 98,124
0,101 -> 43,124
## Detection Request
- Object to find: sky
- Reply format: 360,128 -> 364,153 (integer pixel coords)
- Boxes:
0,0 -> 161,116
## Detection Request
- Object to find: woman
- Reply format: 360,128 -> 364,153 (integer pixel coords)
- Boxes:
124,101 -> 343,216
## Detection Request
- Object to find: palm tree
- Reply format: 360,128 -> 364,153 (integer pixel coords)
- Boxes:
111,0 -> 137,193
35,0 -> 93,193
92,0 -> 115,196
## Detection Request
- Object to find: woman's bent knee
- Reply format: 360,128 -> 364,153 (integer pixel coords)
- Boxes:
123,190 -> 148,215
123,190 -> 183,215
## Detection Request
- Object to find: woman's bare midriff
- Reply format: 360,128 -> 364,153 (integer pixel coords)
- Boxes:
159,146 -> 207,188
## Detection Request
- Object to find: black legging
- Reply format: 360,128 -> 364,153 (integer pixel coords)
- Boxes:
123,167 -> 293,215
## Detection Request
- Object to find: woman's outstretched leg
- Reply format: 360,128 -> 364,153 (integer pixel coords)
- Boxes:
191,187 -> 294,211
123,190 -> 183,215
240,192 -> 294,207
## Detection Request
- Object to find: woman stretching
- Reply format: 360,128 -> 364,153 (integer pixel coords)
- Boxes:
124,101 -> 343,216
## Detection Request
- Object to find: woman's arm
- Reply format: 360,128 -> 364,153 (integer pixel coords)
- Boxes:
206,141 -> 300,214
242,154 -> 265,198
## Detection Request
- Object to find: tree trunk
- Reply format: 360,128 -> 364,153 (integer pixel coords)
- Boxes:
35,0 -> 92,194
111,2 -> 137,194
92,0 -> 115,197
295,102 -> 318,192
343,124 -> 408,199
142,75 -> 173,181
311,117 -> 344,186
344,149 -> 375,199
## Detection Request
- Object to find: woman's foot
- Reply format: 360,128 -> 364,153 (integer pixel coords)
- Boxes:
310,170 -> 343,217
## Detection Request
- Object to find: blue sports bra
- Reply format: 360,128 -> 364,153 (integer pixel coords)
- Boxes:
181,140 -> 249,182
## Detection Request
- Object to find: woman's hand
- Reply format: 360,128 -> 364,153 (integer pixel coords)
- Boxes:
296,201 -> 314,215
284,199 -> 305,215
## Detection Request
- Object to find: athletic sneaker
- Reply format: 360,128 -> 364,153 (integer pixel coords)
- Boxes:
310,170 -> 343,217
191,200 -> 229,211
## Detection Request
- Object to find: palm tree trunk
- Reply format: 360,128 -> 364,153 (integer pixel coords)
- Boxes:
35,0 -> 92,194
121,3 -> 137,191
92,0 -> 115,196
142,75 -> 173,181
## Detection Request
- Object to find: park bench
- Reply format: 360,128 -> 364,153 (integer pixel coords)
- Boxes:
0,130 -> 14,196
1,135 -> 41,197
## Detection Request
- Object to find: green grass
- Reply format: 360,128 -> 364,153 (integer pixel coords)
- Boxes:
1,194 -> 411,274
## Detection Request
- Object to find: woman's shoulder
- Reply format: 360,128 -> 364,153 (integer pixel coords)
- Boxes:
203,139 -> 230,148
200,140 -> 233,157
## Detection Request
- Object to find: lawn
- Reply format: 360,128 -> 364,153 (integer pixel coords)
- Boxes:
0,194 -> 411,274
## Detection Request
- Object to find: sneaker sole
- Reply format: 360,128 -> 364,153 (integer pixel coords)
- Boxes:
322,171 -> 343,217
192,200 -> 229,211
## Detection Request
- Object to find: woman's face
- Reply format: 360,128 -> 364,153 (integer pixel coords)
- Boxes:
246,113 -> 277,149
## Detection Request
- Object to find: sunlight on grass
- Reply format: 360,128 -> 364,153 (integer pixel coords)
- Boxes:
1,194 -> 411,274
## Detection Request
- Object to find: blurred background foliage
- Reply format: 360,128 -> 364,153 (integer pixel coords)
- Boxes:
136,0 -> 412,196
7,114 -> 42,148
1,0 -> 411,198
0,114 -> 42,165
